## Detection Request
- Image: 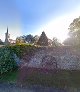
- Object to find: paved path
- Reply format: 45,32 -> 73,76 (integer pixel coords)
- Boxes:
0,83 -> 69,92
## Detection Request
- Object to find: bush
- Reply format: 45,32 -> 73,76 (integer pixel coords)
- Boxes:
9,44 -> 37,58
0,44 -> 39,74
0,46 -> 18,74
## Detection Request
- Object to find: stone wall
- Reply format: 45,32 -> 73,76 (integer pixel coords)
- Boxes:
22,46 -> 80,70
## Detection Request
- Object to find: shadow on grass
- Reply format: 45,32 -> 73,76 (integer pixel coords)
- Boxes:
18,68 -> 80,88
1,68 -> 80,89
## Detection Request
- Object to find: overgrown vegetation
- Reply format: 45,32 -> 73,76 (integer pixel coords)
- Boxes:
9,44 -> 37,58
16,31 -> 61,47
63,16 -> 80,46
0,46 -> 18,74
0,44 -> 80,88
0,44 -> 39,74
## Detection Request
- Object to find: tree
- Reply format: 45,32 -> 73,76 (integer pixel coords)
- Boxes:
0,39 -> 4,45
34,35 -> 39,45
25,34 -> 35,44
37,31 -> 48,46
68,16 -> 80,45
48,39 -> 52,46
16,36 -> 25,44
63,37 -> 77,46
52,37 -> 61,47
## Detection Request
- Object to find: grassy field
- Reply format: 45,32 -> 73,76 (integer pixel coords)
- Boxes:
23,70 -> 80,88
1,69 -> 80,88
0,70 -> 18,83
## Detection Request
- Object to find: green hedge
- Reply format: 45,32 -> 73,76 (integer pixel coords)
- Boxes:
0,44 -> 39,74
9,44 -> 37,58
0,46 -> 18,74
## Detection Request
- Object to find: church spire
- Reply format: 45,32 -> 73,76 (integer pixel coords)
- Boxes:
7,27 -> 8,34
5,27 -> 10,45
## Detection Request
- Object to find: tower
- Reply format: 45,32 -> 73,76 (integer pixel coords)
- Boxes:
5,27 -> 10,45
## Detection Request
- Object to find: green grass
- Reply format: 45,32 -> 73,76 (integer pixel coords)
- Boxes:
23,70 -> 80,88
0,70 -> 18,83
1,69 -> 80,88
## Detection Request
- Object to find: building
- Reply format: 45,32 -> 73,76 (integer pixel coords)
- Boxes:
5,27 -> 10,45
5,27 -> 16,45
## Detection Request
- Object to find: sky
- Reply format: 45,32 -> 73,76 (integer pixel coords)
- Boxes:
0,0 -> 80,42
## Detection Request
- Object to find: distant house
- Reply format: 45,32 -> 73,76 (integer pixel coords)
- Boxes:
5,27 -> 16,45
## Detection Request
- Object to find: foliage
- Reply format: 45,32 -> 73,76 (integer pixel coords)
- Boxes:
68,16 -> 80,46
0,47 -> 18,74
48,39 -> 52,46
9,44 -> 37,58
37,31 -> 48,46
52,37 -> 61,47
63,37 -> 77,46
15,33 -> 61,46
69,16 -> 80,36
16,36 -> 25,44
33,35 -> 39,45
0,70 -> 18,83
25,34 -> 35,44
0,44 -> 37,75
0,39 -> 4,45
16,34 -> 40,45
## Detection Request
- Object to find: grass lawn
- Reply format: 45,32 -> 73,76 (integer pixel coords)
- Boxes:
23,70 -> 80,88
0,70 -> 18,83
1,69 -> 80,88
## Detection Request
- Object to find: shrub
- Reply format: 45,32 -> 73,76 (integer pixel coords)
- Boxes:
0,46 -> 18,74
9,44 -> 37,58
